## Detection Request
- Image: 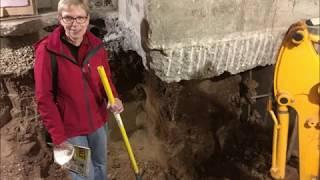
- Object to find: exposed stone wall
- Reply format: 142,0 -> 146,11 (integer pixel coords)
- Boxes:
0,46 -> 35,128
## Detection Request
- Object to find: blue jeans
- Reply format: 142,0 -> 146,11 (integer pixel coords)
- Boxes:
67,126 -> 107,180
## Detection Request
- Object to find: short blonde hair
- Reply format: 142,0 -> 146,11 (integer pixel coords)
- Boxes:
58,0 -> 89,15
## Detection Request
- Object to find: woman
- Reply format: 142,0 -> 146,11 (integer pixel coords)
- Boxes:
34,0 -> 123,179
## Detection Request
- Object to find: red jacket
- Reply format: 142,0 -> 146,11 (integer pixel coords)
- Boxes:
34,26 -> 118,145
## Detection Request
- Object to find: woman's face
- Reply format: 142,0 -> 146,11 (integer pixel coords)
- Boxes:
59,5 -> 89,42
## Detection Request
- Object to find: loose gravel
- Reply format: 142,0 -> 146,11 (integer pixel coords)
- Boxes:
0,46 -> 34,76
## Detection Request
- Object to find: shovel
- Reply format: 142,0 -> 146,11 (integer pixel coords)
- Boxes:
97,66 -> 142,180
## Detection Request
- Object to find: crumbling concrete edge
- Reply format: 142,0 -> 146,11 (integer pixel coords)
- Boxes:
148,28 -> 287,82
115,20 -> 287,82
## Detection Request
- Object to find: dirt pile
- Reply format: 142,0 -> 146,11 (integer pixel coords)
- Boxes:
0,49 -> 70,179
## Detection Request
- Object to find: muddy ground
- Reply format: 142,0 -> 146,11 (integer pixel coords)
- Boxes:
0,45 -> 298,179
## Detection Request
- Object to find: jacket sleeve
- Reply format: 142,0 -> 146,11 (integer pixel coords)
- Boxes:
34,45 -> 67,145
101,49 -> 119,99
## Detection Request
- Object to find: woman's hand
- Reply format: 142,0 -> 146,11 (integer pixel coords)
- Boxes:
54,141 -> 73,151
107,98 -> 124,114
53,141 -> 74,166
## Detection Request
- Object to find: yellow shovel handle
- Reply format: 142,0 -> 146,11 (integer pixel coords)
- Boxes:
97,66 -> 140,175
97,66 -> 115,105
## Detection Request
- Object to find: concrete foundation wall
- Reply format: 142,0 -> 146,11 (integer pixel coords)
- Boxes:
146,0 -> 318,46
119,0 -> 319,82
149,29 -> 284,82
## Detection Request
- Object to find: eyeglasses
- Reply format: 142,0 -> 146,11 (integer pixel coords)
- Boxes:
61,16 -> 88,24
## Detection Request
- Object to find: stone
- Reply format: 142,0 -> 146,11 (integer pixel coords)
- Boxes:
118,0 -> 319,82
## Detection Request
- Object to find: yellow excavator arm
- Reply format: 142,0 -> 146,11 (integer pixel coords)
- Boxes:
269,18 -> 320,180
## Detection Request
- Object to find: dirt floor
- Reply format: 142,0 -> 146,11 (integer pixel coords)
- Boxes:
0,46 -> 299,180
